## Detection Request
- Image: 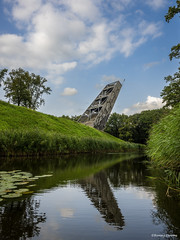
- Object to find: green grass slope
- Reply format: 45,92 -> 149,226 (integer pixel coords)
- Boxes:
0,100 -> 143,156
0,100 -> 120,141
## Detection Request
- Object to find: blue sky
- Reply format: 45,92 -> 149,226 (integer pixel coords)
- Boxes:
0,0 -> 179,116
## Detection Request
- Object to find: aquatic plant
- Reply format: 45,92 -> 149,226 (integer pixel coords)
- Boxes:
0,170 -> 53,201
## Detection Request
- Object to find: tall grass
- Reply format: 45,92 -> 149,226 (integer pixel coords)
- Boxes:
0,129 -> 143,156
147,104 -> 180,169
147,104 -> 180,193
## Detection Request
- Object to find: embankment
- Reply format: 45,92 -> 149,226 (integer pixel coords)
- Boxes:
0,100 -> 144,156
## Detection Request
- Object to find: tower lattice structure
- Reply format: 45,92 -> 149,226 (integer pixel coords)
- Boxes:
78,81 -> 122,130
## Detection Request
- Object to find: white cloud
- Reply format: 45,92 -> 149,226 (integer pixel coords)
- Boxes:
61,87 -> 78,96
125,186 -> 155,200
12,0 -> 42,22
143,61 -> 160,70
102,75 -> 123,83
102,0 -> 133,12
96,75 -> 124,89
63,0 -> 100,21
122,96 -> 165,115
138,20 -> 162,39
145,0 -> 167,10
0,0 -> 163,84
135,9 -> 144,16
60,208 -> 74,218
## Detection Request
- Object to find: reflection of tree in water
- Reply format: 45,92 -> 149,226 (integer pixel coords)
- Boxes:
107,157 -> 150,188
107,157 -> 180,238
151,183 -> 180,239
0,197 -> 46,240
80,171 -> 125,230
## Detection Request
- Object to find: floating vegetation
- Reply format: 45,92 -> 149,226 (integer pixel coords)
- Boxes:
28,184 -> 36,187
0,170 -> 53,201
16,188 -> 29,193
15,182 -> 29,185
3,193 -> 22,198
34,174 -> 53,178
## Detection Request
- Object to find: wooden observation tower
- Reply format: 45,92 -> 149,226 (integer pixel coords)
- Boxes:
78,81 -> 122,130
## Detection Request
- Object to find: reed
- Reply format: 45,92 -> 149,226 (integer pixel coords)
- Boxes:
147,104 -> 180,169
0,129 -> 143,156
147,104 -> 180,191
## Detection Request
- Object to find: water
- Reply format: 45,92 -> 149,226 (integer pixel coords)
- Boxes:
0,153 -> 179,240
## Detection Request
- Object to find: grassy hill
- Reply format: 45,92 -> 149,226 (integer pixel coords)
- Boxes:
0,100 -> 143,156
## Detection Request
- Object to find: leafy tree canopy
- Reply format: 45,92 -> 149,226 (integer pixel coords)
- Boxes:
161,1 -> 180,107
165,0 -> 180,23
105,109 -> 168,144
0,68 -> 8,87
165,0 -> 180,60
3,68 -> 52,110
161,67 -> 180,108
104,113 -> 128,138
169,43 -> 180,61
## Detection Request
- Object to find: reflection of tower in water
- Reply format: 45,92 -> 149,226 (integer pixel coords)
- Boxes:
80,171 -> 125,230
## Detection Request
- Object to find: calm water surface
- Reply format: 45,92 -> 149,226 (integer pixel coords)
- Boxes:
0,153 -> 179,240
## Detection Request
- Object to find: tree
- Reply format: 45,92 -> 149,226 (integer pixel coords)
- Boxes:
169,43 -> 180,61
165,0 -> 180,60
119,120 -> 133,142
165,0 -> 180,23
0,68 -> 8,87
70,115 -> 81,121
161,67 -> 180,108
104,113 -> 128,138
105,109 -> 168,144
161,1 -> 180,108
3,68 -> 52,110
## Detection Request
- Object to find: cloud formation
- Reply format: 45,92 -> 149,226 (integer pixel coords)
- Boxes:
96,74 -> 124,89
143,61 -> 160,70
1,0 -> 163,84
145,0 -> 167,10
61,87 -> 78,96
60,208 -> 74,218
122,96 -> 165,115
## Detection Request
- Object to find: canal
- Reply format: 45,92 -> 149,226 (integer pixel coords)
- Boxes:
0,153 -> 179,240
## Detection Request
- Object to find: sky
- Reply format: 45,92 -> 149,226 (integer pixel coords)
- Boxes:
0,0 -> 179,116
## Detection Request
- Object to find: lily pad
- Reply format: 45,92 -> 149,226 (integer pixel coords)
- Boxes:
0,191 -> 7,196
19,172 -> 33,177
3,193 -> 22,198
35,174 -> 53,178
23,191 -> 34,195
0,169 -> 53,200
15,182 -> 29,185
16,188 -> 29,194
